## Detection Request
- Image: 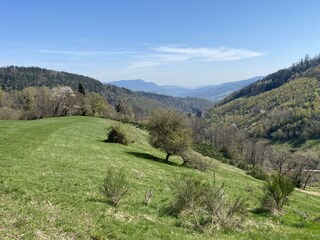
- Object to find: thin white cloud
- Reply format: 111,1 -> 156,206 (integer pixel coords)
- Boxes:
34,45 -> 266,70
35,49 -> 135,57
126,53 -> 190,69
153,46 -> 266,61
126,46 -> 267,69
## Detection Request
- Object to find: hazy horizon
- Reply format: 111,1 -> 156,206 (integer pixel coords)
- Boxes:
106,75 -> 264,88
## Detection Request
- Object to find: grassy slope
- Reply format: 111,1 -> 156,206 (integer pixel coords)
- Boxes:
0,117 -> 319,239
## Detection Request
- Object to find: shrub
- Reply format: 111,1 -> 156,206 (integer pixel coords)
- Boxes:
236,161 -> 249,170
261,173 -> 295,213
221,146 -> 238,159
192,143 -> 228,163
246,166 -> 269,181
106,125 -> 129,145
168,174 -> 247,232
181,151 -> 213,172
0,107 -> 23,120
101,167 -> 129,206
144,188 -> 153,206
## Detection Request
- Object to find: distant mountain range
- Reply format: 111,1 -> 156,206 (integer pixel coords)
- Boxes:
107,76 -> 263,101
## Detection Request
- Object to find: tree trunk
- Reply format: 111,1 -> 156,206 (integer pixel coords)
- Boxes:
165,153 -> 171,162
303,171 -> 313,190
181,155 -> 188,165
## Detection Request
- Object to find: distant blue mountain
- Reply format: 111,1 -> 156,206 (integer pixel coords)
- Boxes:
107,76 -> 263,101
108,79 -> 160,92
186,76 -> 263,101
107,79 -> 190,96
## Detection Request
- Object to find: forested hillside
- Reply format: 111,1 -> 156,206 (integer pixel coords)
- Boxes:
0,66 -> 103,92
0,66 -> 213,116
210,57 -> 320,140
221,55 -> 320,105
137,91 -> 212,114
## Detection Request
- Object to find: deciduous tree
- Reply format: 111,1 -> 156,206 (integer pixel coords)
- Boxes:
147,109 -> 192,162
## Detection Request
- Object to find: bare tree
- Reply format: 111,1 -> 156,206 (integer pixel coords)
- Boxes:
244,140 -> 268,168
268,149 -> 290,177
289,153 -> 320,189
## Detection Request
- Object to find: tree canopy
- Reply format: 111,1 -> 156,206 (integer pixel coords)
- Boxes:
147,109 -> 192,161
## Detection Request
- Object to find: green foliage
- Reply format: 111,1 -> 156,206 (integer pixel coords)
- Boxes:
102,167 -> 130,206
182,150 -> 213,172
221,54 -> 320,104
193,143 -> 229,163
78,83 -> 86,95
106,125 -> 129,145
147,109 -> 192,161
210,77 -> 320,140
211,55 -> 320,141
168,174 -> 248,232
0,66 -> 103,92
246,166 -> 269,181
262,174 -> 295,212
138,91 -> 213,114
85,92 -> 110,117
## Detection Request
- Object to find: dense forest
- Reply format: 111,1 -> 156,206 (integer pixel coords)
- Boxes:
0,66 -> 103,92
0,66 -> 213,118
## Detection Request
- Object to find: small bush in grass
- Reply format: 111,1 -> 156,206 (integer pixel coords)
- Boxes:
181,151 -> 213,172
168,174 -> 248,232
106,125 -> 129,145
102,167 -> 129,206
144,188 -> 154,206
261,173 -> 295,213
236,161 -> 249,170
246,166 -> 269,181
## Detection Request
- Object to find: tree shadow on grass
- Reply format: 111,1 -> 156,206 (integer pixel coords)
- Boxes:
126,151 -> 181,167
97,139 -> 115,143
251,207 -> 272,217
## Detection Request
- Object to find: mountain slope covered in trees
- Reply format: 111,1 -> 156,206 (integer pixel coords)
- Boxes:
0,66 -> 213,115
220,55 -> 320,105
210,56 -> 320,140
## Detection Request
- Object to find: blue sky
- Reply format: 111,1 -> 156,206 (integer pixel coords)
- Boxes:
1,0 -> 320,86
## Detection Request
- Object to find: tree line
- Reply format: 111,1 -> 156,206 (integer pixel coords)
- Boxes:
0,66 -> 213,119
0,85 -> 136,121
191,116 -> 320,189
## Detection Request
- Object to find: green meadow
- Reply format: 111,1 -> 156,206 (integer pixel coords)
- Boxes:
1,117 -> 319,239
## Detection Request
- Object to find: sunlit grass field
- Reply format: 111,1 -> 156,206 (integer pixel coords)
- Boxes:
1,116 -> 319,239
